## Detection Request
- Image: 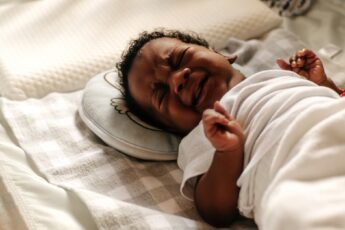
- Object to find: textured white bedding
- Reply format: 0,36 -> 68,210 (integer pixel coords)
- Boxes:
0,0 -> 280,100
282,0 -> 345,88
0,108 -> 97,230
283,0 -> 345,65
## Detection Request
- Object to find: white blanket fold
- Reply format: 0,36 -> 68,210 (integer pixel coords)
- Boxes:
178,69 -> 340,219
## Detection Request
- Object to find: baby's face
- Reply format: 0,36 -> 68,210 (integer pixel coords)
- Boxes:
128,37 -> 244,135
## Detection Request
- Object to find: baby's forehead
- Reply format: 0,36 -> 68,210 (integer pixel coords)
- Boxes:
130,38 -> 180,76
133,37 -> 183,65
141,37 -> 185,53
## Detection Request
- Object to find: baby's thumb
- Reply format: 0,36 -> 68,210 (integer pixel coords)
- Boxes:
214,101 -> 231,120
276,59 -> 291,70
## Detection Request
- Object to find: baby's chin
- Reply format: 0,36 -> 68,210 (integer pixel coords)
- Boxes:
197,96 -> 222,114
173,117 -> 201,136
211,88 -> 228,108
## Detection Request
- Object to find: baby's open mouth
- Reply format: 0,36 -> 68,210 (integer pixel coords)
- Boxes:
192,76 -> 208,106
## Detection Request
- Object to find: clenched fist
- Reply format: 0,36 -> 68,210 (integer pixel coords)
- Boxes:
276,48 -> 328,85
202,101 -> 244,153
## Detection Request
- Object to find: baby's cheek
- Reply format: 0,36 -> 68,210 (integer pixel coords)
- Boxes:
172,107 -> 201,133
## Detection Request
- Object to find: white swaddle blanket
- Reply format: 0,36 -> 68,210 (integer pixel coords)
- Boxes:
178,69 -> 340,219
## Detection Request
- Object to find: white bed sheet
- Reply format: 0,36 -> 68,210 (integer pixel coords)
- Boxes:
0,111 -> 97,230
283,0 -> 345,65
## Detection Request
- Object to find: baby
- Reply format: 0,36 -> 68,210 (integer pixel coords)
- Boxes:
116,29 -> 344,228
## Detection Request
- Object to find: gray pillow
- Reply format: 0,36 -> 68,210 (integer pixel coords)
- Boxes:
79,70 -> 181,160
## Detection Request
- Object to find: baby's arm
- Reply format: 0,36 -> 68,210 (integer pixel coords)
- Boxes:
195,101 -> 244,227
277,48 -> 341,94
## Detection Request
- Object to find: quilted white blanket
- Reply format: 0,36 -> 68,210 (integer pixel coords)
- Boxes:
0,0 -> 281,100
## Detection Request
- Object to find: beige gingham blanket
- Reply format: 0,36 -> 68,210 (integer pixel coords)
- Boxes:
1,91 -> 214,229
1,29 -> 326,229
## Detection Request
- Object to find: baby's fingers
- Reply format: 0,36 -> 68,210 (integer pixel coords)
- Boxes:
289,54 -> 305,68
297,48 -> 317,59
297,48 -> 319,65
224,119 -> 244,141
202,109 -> 230,139
202,109 -> 229,127
295,57 -> 305,68
213,101 -> 232,120
276,59 -> 291,70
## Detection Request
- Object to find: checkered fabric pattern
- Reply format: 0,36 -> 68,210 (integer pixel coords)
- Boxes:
1,91 -> 213,229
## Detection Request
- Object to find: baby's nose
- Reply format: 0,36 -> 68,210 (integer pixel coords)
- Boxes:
171,67 -> 191,94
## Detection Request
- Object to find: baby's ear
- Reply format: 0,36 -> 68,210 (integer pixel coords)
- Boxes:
225,54 -> 237,64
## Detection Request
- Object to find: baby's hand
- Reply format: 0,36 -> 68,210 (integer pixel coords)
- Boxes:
202,101 -> 244,153
276,48 -> 328,85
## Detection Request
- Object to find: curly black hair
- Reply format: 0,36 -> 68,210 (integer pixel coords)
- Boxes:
115,29 -> 209,130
